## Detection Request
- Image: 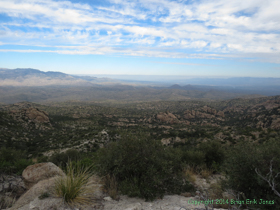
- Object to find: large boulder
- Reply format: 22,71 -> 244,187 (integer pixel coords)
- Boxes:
11,173 -> 103,210
22,162 -> 64,189
10,176 -> 62,210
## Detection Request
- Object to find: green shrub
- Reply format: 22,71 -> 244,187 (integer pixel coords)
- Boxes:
0,147 -> 32,174
37,155 -> 48,163
13,159 -> 33,175
199,141 -> 225,170
181,150 -> 205,167
223,140 -> 280,209
78,157 -> 95,169
50,149 -> 81,169
96,132 -> 193,201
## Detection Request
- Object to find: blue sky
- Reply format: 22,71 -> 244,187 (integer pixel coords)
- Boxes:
0,0 -> 280,77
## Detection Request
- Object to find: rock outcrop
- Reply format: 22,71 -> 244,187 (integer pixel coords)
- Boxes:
22,162 -> 64,189
9,163 -> 228,210
9,105 -> 50,124
0,174 -> 26,209
161,137 -> 185,146
11,176 -> 60,210
156,112 -> 180,124
9,164 -> 103,210
24,107 -> 49,123
183,106 -> 224,120
0,174 -> 25,196
270,118 -> 280,129
2,102 -> 52,130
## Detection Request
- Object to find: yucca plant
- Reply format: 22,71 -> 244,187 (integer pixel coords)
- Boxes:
54,161 -> 94,206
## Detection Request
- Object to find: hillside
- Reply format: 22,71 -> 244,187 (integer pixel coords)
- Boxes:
1,96 -> 280,210
0,68 -> 119,86
0,68 -> 269,104
0,85 -> 263,104
1,96 -> 280,155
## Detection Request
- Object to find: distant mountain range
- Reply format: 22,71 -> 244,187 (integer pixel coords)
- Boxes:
0,68 -> 119,86
1,68 -> 280,88
88,74 -> 280,86
0,68 -> 280,104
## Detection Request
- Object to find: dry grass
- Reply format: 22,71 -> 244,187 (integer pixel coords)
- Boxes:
184,166 -> 197,184
0,195 -> 16,209
209,183 -> 223,198
102,174 -> 119,200
184,165 -> 214,181
208,182 -> 229,209
54,162 -> 94,206
200,168 -> 213,179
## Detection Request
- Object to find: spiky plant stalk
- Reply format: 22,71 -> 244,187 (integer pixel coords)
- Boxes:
54,161 -> 94,206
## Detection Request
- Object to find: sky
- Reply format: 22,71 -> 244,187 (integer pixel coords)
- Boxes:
0,0 -> 280,77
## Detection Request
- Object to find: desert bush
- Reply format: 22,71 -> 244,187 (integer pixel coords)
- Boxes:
54,161 -> 94,206
0,147 -> 32,174
200,168 -> 213,179
223,140 -> 280,209
37,154 -> 48,163
199,141 -> 225,171
78,157 -> 95,169
175,140 -> 225,172
181,150 -> 205,167
96,132 -> 193,201
184,166 -> 197,184
50,149 -> 81,169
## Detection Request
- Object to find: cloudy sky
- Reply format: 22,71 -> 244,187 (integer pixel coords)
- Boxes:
0,0 -> 280,77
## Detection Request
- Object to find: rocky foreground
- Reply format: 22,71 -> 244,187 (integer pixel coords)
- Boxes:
11,195 -> 227,210
0,162 -> 233,210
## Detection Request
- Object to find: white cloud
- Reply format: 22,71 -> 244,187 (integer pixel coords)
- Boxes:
0,0 -> 280,63
210,42 -> 222,49
152,61 -> 210,66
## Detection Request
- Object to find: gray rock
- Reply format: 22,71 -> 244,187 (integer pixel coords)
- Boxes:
104,196 -> 113,201
22,162 -> 64,189
10,176 -> 59,210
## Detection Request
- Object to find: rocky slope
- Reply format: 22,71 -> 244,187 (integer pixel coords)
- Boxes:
4,163 -> 229,210
1,96 -> 280,155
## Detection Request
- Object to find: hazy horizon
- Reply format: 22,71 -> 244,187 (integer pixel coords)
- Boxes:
76,73 -> 280,79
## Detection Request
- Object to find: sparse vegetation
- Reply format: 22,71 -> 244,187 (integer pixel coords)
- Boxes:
223,140 -> 280,209
39,192 -> 50,200
49,149 -> 82,169
0,147 -> 32,174
184,166 -> 197,184
1,95 -> 280,209
102,174 -> 119,200
0,195 -> 16,209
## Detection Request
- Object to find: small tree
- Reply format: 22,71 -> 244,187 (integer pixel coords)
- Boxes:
223,140 -> 280,209
255,159 -> 280,198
